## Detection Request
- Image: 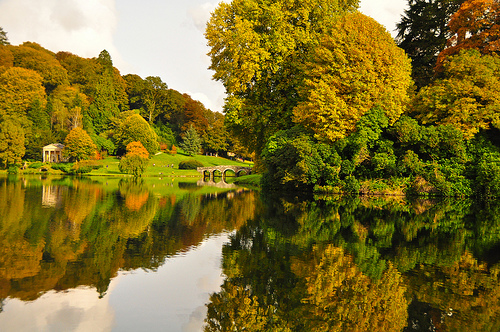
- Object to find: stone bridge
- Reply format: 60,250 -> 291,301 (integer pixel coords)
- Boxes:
197,165 -> 252,178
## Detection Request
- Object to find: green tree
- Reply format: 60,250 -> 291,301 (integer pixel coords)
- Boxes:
412,49 -> 500,138
206,0 -> 359,154
0,27 -> 9,46
143,76 -> 168,123
202,111 -> 228,156
63,127 -> 97,161
396,0 -> 464,89
118,141 -> 149,177
114,113 -> 159,156
82,50 -> 128,134
0,119 -> 25,168
262,128 -> 333,191
293,12 -> 413,142
179,125 -> 202,156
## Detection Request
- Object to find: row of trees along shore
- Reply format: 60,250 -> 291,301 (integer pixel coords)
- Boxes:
1,0 -> 500,197
0,26 -> 251,174
205,0 -> 500,198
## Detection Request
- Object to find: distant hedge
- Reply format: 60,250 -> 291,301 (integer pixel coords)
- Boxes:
178,159 -> 203,170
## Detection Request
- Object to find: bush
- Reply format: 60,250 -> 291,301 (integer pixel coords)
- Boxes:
119,154 -> 148,177
7,166 -> 19,174
178,159 -> 204,170
28,162 -> 44,169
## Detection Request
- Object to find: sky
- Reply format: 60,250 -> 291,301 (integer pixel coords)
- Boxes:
0,0 -> 408,113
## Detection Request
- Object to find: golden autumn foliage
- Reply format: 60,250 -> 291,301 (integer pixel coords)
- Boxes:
206,0 -> 359,153
298,245 -> 408,332
63,127 -> 97,161
413,49 -> 500,138
293,12 -> 413,142
0,66 -> 46,120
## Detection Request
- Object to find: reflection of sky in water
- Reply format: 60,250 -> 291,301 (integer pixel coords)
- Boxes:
0,233 -> 229,332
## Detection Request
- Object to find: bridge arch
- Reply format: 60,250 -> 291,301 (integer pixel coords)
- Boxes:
197,165 -> 252,179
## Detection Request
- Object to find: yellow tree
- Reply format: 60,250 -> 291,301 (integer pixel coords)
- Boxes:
11,42 -> 69,93
293,12 -> 413,142
63,127 -> 97,162
0,67 -> 46,123
0,120 -> 25,168
413,49 -> 500,138
206,0 -> 359,154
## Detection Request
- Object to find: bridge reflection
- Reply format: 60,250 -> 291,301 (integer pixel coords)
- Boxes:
197,178 -> 237,189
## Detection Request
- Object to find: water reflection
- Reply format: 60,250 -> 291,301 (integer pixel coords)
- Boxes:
1,176 -> 500,331
0,176 -> 255,304
205,194 -> 500,331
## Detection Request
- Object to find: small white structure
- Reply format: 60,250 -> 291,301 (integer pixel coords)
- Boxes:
43,143 -> 65,163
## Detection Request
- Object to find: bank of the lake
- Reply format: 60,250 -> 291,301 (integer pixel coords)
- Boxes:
5,151 -> 253,179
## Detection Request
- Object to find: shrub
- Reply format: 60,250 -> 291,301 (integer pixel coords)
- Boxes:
28,162 -> 44,169
178,159 -> 204,170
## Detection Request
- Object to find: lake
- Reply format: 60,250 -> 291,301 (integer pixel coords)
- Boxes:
0,175 -> 499,331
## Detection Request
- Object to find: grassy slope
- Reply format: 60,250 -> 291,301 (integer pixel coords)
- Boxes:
9,151 -> 253,178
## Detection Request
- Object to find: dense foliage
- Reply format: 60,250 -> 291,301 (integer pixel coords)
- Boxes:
0,35 -> 249,169
118,141 -> 150,177
207,0 -> 500,197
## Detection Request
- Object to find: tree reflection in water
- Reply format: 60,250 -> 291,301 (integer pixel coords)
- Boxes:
1,176 -> 500,331
205,194 -> 500,332
0,176 -> 255,303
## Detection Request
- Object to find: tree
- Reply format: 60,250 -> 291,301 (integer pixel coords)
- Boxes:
48,86 -> 89,135
0,119 -> 25,168
396,0 -> 464,89
179,125 -> 202,156
0,67 -> 46,124
0,45 -> 13,73
63,127 -> 97,161
143,76 -> 168,123
202,111 -> 228,156
11,43 -> 69,93
293,12 -> 413,142
206,0 -> 359,154
119,141 -> 149,177
114,113 -> 159,156
437,0 -> 500,69
412,49 -> 500,138
0,27 -> 9,46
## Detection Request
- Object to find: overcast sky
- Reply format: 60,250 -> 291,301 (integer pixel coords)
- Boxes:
0,0 -> 408,113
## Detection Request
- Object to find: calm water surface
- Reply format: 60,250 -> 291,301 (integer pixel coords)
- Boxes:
0,176 -> 499,331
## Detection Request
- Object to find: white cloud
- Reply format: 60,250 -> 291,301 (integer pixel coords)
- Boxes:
0,0 -> 127,68
359,0 -> 408,36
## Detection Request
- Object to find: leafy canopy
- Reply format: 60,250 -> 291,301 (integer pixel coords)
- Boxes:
114,113 -> 159,156
119,141 -> 149,177
437,0 -> 500,68
206,0 -> 359,153
63,127 -> 97,162
412,49 -> 500,138
293,12 -> 413,142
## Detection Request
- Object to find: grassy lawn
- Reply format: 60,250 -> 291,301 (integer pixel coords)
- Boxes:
6,150 -> 253,178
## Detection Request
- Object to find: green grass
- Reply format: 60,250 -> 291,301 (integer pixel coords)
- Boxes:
8,150 -> 253,179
